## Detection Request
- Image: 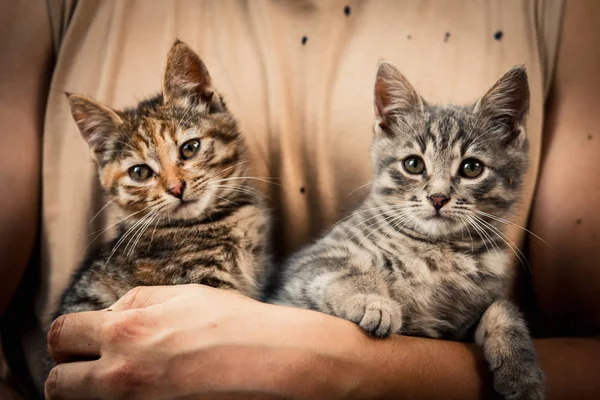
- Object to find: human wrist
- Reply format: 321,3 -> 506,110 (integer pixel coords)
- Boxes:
264,308 -> 374,400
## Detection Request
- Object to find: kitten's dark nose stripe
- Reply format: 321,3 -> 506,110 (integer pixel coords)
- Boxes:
429,194 -> 450,210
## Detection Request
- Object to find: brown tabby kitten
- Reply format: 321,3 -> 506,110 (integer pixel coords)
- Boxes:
274,62 -> 544,400
39,41 -> 271,392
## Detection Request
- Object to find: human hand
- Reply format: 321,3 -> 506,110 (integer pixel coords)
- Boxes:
45,284 -> 366,400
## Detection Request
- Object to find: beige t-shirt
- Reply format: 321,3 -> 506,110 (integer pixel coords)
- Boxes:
19,0 -> 564,388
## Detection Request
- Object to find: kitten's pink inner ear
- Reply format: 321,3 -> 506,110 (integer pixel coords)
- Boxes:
374,61 -> 422,124
476,66 -> 530,124
67,94 -> 122,153
374,79 -> 392,120
163,41 -> 213,104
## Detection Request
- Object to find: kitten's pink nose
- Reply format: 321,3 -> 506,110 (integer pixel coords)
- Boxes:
167,181 -> 186,199
428,194 -> 450,211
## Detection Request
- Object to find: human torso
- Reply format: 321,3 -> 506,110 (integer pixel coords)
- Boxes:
24,0 -> 561,385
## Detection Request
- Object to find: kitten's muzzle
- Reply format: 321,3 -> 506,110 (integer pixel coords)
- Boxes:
428,194 -> 450,211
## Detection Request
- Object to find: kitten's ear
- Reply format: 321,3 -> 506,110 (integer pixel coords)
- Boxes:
67,93 -> 122,157
163,40 -> 215,106
374,61 -> 424,133
474,66 -> 530,143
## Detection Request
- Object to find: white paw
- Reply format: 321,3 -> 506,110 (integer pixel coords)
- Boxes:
338,294 -> 402,337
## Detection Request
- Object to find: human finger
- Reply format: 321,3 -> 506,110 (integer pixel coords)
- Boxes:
47,311 -> 106,363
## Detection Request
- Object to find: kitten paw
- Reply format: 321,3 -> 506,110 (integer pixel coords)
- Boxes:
339,294 -> 402,338
494,363 -> 545,400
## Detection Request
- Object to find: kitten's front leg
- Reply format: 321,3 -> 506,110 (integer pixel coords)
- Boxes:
475,300 -> 545,400
321,271 -> 403,338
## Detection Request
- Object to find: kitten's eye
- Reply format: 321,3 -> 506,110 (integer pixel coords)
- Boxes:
128,165 -> 153,181
403,156 -> 426,175
180,139 -> 201,160
459,158 -> 484,178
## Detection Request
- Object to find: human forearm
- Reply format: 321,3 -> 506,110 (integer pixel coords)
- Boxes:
288,333 -> 600,400
277,330 -> 492,400
45,286 -> 600,400
0,0 -> 52,314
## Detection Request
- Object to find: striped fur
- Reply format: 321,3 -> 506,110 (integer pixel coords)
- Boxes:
39,41 -> 271,393
274,62 -> 544,400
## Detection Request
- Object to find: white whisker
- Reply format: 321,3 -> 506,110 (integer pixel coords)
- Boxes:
357,212 -> 406,245
211,184 -> 268,199
126,210 -> 159,258
148,215 -> 162,250
209,176 -> 282,187
85,204 -> 157,250
471,215 -> 532,275
456,216 -> 474,252
103,209 -> 157,268
346,205 -> 415,237
213,194 -> 238,206
469,216 -> 501,257
220,160 -> 250,174
351,208 -> 412,243
122,210 -> 157,257
465,217 -> 492,254
348,181 -> 372,196
89,199 -> 114,223
474,210 -> 548,245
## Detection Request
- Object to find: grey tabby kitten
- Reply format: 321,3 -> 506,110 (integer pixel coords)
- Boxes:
38,41 -> 271,393
275,62 -> 544,400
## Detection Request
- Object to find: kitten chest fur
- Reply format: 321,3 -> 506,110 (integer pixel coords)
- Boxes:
339,220 -> 508,339
385,241 -> 509,339
60,203 -> 270,316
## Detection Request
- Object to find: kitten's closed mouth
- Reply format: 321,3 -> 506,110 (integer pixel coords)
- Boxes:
175,200 -> 198,210
425,213 -> 450,220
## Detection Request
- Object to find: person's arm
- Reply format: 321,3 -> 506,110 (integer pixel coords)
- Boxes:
0,0 -> 52,315
44,285 -> 600,400
0,0 -> 53,397
43,285 -> 492,400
